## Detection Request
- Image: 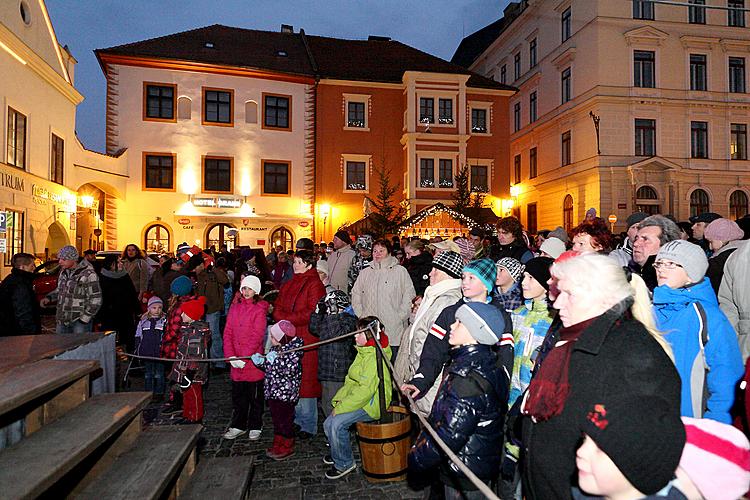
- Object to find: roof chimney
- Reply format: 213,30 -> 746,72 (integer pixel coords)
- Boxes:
281,24 -> 293,33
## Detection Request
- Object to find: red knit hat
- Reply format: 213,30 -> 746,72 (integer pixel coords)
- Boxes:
181,296 -> 206,321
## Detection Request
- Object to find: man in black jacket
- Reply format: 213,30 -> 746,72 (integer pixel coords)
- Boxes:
0,253 -> 41,336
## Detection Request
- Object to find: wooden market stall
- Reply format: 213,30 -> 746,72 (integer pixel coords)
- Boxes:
396,203 -> 500,239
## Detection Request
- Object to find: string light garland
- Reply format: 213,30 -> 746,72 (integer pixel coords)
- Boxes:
396,202 -> 497,236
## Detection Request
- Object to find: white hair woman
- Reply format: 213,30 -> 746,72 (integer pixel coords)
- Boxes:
521,252 -> 681,500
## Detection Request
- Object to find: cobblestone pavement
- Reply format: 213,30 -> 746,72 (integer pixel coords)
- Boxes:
122,361 -> 423,499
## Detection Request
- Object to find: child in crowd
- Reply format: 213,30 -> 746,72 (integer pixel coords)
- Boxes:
161,275 -> 197,416
169,296 -> 210,423
135,296 -> 167,400
309,289 -> 357,418
323,316 -> 392,480
495,257 -> 524,312
251,320 -> 303,461
222,275 -> 269,440
409,302 -> 511,499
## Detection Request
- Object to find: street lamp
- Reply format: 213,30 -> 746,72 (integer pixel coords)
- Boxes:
319,204 -> 331,241
589,111 -> 601,155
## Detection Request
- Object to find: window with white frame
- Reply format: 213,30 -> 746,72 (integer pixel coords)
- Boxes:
470,102 -> 491,134
469,163 -> 490,192
344,94 -> 370,129
419,156 -> 456,189
438,98 -> 453,124
419,97 -> 434,124
419,95 -> 455,126
7,107 -> 26,169
342,154 -> 371,192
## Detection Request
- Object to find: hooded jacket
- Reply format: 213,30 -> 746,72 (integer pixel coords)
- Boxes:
223,298 -> 270,382
653,278 -> 744,423
332,333 -> 392,420
719,242 -> 750,361
351,255 -> 416,347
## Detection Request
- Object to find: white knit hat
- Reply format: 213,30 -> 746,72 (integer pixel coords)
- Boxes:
240,275 -> 261,294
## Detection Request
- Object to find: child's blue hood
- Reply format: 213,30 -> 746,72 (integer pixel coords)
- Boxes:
653,277 -> 718,309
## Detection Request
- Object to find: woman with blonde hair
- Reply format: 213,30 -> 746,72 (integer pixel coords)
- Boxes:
520,252 -> 680,500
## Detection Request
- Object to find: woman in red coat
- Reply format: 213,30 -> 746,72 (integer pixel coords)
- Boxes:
272,250 -> 326,438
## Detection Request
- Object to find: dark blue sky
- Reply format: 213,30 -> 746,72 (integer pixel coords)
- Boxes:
45,0 -> 509,153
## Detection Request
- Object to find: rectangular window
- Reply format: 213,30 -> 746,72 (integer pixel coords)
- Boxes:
731,123 -> 748,160
470,165 -> 488,191
729,0 -> 745,27
633,0 -> 654,20
513,102 -> 521,132
347,101 -> 365,128
263,94 -> 290,129
3,210 -> 23,267
690,54 -> 707,91
634,51 -> 656,88
730,57 -> 746,93
144,154 -> 175,190
500,65 -> 507,85
262,161 -> 290,195
514,154 -> 521,184
420,158 -> 435,188
561,67 -> 572,103
345,161 -> 367,190
144,83 -> 175,120
530,91 -> 537,122
530,38 -> 537,68
419,97 -> 434,124
527,203 -> 538,234
561,7 -> 571,42
691,121 -> 709,159
203,88 -> 233,125
529,147 -> 538,179
203,157 -> 232,193
6,107 -> 26,169
689,0 -> 706,24
635,119 -> 656,156
471,108 -> 487,133
439,159 -> 453,188
561,131 -> 571,166
514,53 -> 521,80
51,134 -> 64,185
438,98 -> 453,124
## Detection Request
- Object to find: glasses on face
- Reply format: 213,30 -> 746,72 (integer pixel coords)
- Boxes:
653,261 -> 683,270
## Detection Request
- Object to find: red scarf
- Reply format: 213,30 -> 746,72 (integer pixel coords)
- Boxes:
523,317 -> 596,421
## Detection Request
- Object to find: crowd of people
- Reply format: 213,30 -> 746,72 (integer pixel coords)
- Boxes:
3,209 -> 750,498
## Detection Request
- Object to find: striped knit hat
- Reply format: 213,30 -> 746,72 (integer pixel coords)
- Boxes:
496,257 -> 524,283
463,258 -> 497,294
432,251 -> 463,279
680,417 -> 750,500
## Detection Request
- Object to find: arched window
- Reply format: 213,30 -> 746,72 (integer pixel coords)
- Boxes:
270,226 -> 294,252
144,224 -> 170,253
177,96 -> 192,120
636,185 -> 660,215
730,190 -> 749,219
690,189 -> 710,218
207,224 -> 238,251
563,194 -> 574,232
245,100 -> 258,124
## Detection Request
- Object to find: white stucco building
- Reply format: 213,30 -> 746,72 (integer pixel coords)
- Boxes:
453,0 -> 750,233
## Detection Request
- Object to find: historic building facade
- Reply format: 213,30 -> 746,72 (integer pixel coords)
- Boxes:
454,0 -> 750,233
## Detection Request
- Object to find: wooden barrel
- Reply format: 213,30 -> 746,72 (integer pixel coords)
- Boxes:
355,405 -> 412,483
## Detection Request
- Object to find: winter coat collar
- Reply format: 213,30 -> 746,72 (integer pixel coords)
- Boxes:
525,297 -> 550,312
423,277 -> 461,300
448,344 -> 495,373
362,331 -> 390,349
368,255 -> 399,270
653,278 -> 717,308
407,252 -> 432,266
101,268 -> 128,279
10,267 -> 34,280
572,297 -> 634,355
713,239 -> 745,257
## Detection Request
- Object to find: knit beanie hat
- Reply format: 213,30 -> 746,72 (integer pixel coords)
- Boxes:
549,226 -> 570,243
454,302 -> 509,346
334,230 -> 351,245
626,212 -> 649,229
240,275 -> 261,295
454,238 -> 475,265
524,257 -> 554,291
496,257 -> 524,283
356,234 -> 373,251
181,296 -> 206,321
704,218 -> 745,243
432,251 -> 463,279
539,237 -> 566,259
296,238 -> 315,251
58,245 -> 79,261
316,259 -> 329,277
170,275 -> 193,297
176,242 -> 191,258
582,396 -> 685,495
324,289 -> 351,314
680,417 -> 750,500
463,258 -> 497,294
147,296 -> 163,308
270,320 -> 296,341
656,240 -> 708,283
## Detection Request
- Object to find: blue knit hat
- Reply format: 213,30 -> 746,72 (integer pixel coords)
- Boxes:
462,258 -> 496,294
454,302 -> 508,345
170,275 -> 192,297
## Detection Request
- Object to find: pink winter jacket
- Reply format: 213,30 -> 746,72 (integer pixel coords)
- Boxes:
223,298 -> 269,382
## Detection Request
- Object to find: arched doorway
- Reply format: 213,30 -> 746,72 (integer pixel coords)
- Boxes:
270,226 -> 294,251
206,223 -> 238,251
563,195 -> 574,232
730,190 -> 749,219
636,185 -> 660,215
75,183 -> 105,252
45,221 -> 69,260
144,224 -> 171,253
690,188 -> 710,218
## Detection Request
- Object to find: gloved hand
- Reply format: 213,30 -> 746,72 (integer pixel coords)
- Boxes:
229,357 -> 246,369
265,351 -> 278,364
250,353 -> 264,365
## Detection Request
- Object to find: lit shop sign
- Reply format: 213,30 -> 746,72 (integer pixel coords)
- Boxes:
32,184 -> 75,204
192,197 -> 242,209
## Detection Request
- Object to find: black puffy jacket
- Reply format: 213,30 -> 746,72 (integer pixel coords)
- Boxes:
0,268 -> 41,336
409,343 -> 509,490
404,252 -> 433,297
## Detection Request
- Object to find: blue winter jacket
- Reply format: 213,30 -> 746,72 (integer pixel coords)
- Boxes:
653,278 -> 743,423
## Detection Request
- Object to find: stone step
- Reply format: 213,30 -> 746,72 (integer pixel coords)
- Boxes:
181,456 -> 254,500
